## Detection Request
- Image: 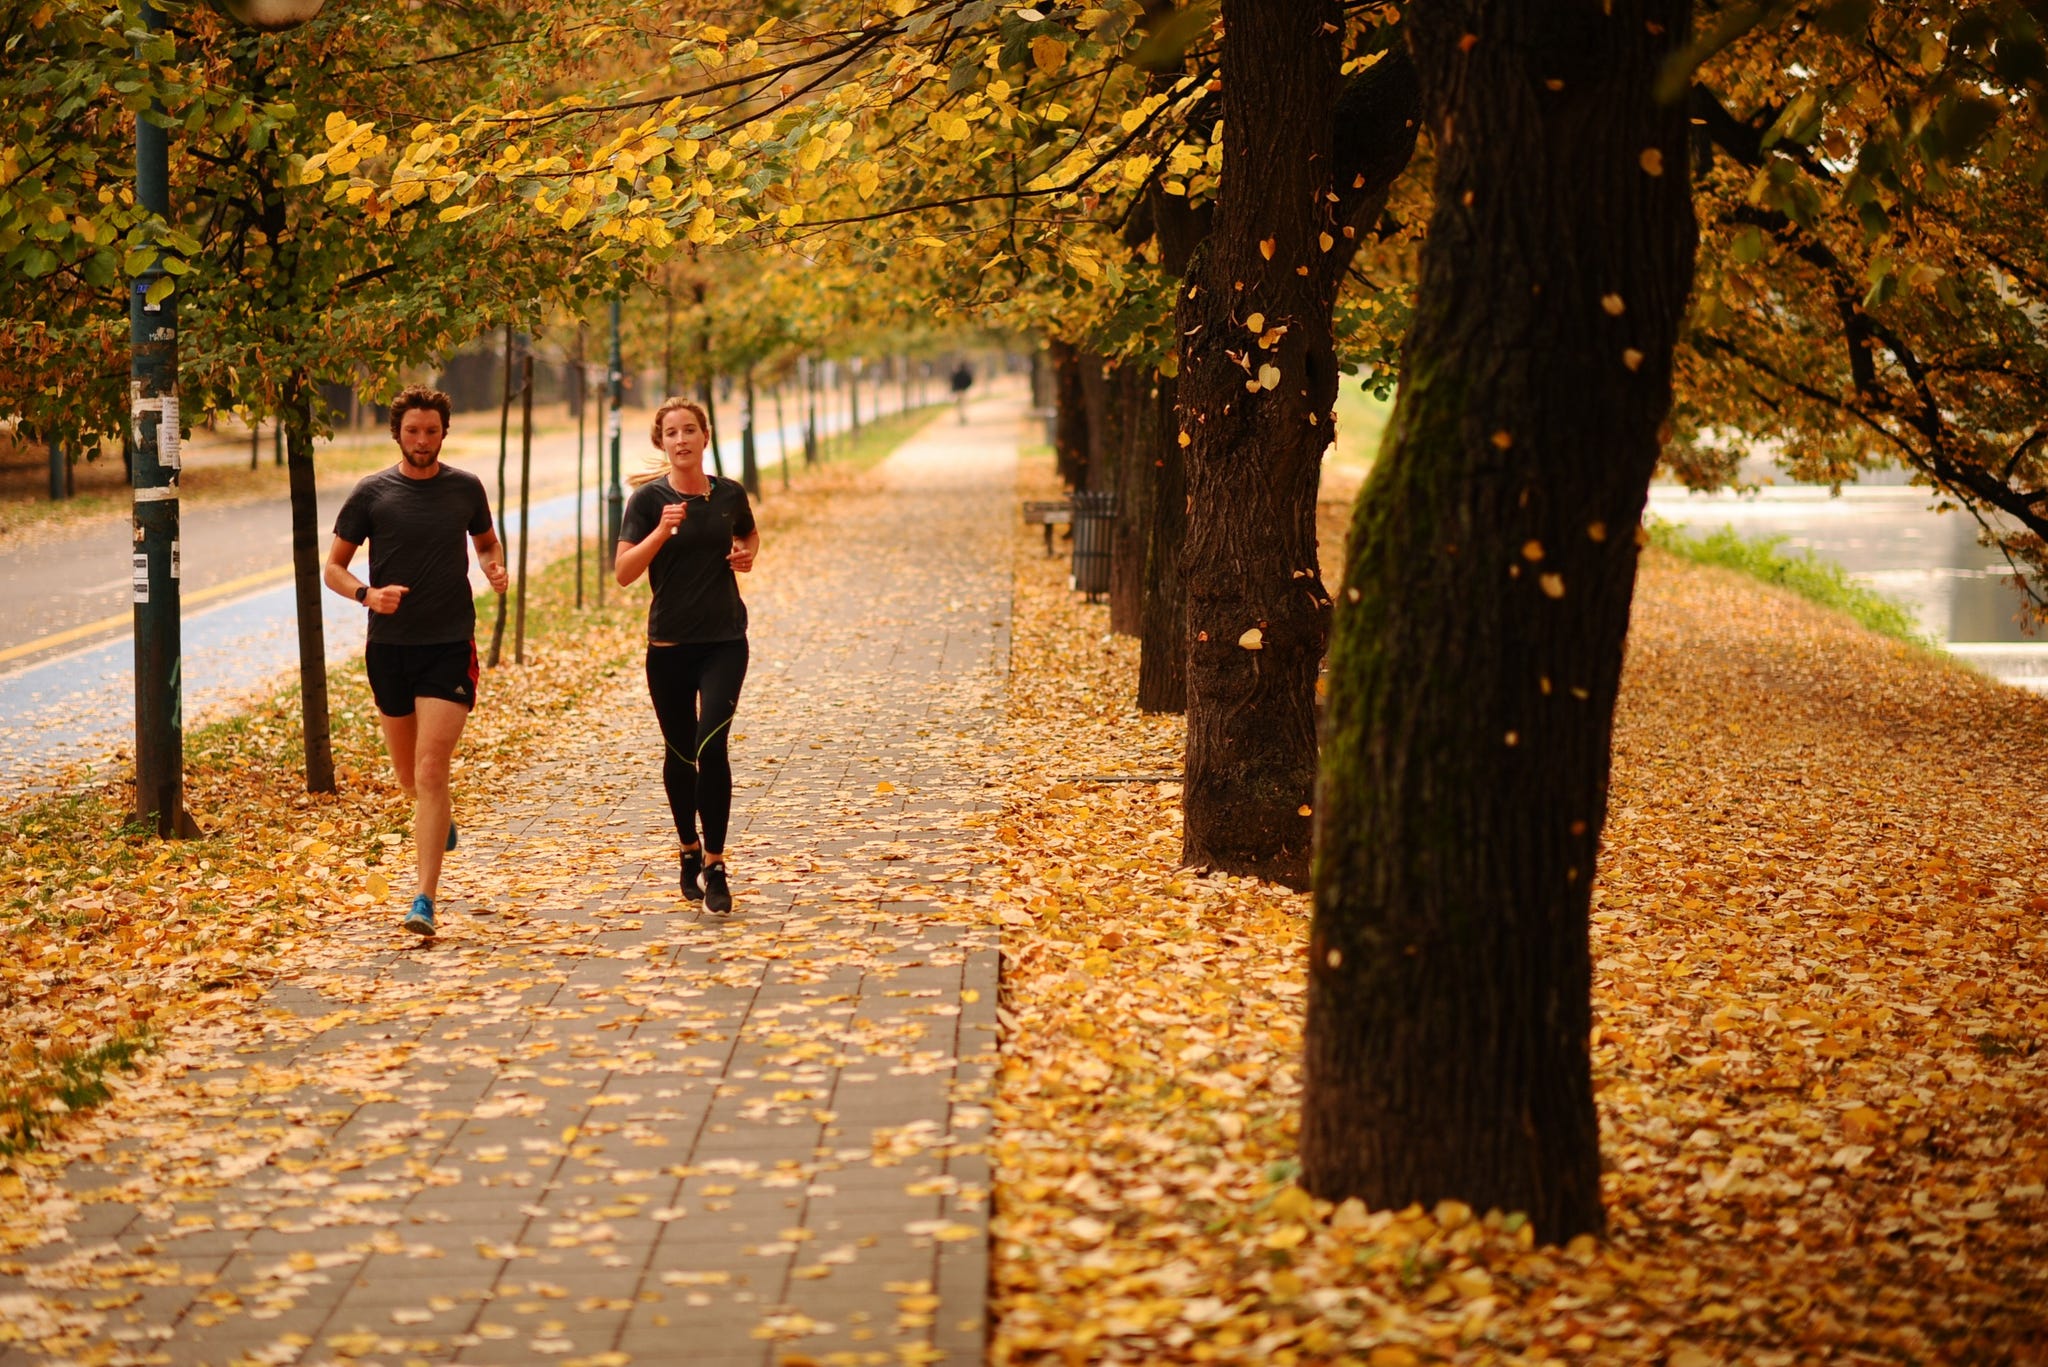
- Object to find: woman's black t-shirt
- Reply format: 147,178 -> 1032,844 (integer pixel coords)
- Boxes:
618,475 -> 756,643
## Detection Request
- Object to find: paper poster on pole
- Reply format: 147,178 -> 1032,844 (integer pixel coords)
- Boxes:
170,540 -> 180,580
159,393 -> 181,469
132,553 -> 150,604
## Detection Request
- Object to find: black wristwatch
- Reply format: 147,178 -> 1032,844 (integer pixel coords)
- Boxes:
355,585 -> 369,603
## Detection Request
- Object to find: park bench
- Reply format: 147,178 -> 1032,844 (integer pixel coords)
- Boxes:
1021,498 -> 1071,555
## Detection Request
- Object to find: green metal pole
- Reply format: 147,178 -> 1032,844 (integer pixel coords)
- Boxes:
740,367 -> 759,497
605,296 -> 624,556
130,0 -> 196,838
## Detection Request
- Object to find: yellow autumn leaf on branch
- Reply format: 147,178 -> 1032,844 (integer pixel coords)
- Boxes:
1030,35 -> 1068,73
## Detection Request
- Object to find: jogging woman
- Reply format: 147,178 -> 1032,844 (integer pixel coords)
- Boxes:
616,398 -> 759,913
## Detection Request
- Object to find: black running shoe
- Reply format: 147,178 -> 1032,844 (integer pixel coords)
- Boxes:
702,862 -> 733,915
680,846 -> 705,902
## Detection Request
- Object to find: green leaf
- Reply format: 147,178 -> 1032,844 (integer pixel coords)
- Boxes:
144,274 -> 174,306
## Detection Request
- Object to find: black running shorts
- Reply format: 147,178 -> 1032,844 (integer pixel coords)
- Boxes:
365,639 -> 479,717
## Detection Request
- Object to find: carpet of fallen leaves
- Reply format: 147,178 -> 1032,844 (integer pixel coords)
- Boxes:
987,456 -> 2048,1365
0,551 -> 646,1155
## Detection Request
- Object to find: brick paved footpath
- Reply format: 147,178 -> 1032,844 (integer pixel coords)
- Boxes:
0,394 -> 1025,1367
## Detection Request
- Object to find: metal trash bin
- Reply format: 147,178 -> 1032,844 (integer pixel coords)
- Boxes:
1070,491 -> 1117,601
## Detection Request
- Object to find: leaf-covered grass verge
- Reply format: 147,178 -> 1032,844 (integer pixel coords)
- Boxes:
989,452 -> 2048,1363
0,1029 -> 152,1160
1646,519 -> 1935,649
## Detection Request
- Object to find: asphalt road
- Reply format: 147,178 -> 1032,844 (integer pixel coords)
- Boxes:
0,388 -> 936,794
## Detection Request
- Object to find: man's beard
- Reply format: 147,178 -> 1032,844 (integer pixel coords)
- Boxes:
402,447 -> 439,469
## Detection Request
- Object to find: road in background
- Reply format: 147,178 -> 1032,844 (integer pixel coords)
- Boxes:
0,381 -> 966,794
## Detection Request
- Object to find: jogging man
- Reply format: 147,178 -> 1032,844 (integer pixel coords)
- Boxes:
324,384 -> 507,937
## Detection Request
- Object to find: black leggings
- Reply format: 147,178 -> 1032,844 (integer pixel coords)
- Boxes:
645,639 -> 749,854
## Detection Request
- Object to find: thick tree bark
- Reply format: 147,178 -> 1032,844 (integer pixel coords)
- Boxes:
1303,1 -> 1698,1241
1136,372 -> 1187,713
1049,339 -> 1089,490
1175,3 -> 1418,887
284,370 -> 334,794
1108,365 -> 1152,636
1078,352 -> 1120,495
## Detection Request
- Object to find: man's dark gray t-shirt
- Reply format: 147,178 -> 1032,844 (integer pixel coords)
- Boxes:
333,465 -> 493,645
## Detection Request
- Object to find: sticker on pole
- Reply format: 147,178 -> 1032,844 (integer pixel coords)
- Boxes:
159,393 -> 181,469
171,540 -> 181,580
608,410 -> 622,439
132,553 -> 150,604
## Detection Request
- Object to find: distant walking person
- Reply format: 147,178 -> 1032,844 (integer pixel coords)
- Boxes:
949,360 -> 974,424
324,385 -> 507,937
617,398 -> 760,914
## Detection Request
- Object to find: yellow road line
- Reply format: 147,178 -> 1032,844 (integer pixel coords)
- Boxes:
0,563 -> 296,667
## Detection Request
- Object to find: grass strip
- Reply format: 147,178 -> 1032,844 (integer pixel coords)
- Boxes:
1646,519 -> 1935,648
812,402 -> 950,474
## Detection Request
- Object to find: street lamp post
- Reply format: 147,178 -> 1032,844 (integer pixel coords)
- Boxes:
129,0 -> 195,837
125,0 -> 329,837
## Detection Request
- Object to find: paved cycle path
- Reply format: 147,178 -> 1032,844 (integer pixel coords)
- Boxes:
0,398 -> 1022,1367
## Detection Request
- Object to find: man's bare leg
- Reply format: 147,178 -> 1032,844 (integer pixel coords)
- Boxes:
379,711 -> 419,799
411,698 -> 469,900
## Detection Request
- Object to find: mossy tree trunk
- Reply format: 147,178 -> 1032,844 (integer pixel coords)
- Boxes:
1174,2 -> 1419,887
1304,0 -> 1698,1241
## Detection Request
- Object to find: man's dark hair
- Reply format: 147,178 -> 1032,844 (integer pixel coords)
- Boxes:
388,385 -> 453,442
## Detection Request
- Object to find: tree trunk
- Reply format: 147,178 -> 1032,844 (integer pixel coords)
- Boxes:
1136,372 -> 1187,713
1174,3 -> 1345,888
487,328 -> 514,668
1108,365 -> 1152,637
1049,340 -> 1089,489
513,353 -> 534,666
284,370 -> 335,794
1078,352 -> 1120,495
1303,0 -> 1698,1242
741,367 -> 761,497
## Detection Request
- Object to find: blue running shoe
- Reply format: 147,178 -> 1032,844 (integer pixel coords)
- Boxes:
405,894 -> 436,937
445,820 -> 458,852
